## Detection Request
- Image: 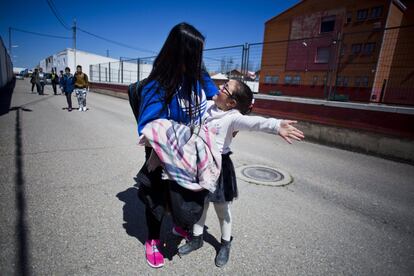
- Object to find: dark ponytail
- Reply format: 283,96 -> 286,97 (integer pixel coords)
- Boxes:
232,80 -> 254,115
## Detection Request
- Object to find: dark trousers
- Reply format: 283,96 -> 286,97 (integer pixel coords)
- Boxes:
66,93 -> 72,109
38,82 -> 45,95
31,82 -> 35,92
140,146 -> 208,240
143,146 -> 163,240
35,83 -> 41,94
52,83 -> 57,94
146,207 -> 161,240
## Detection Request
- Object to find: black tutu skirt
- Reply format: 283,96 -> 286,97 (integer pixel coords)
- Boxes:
208,152 -> 238,203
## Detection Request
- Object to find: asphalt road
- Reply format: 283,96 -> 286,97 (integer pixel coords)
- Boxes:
1,80 -> 413,275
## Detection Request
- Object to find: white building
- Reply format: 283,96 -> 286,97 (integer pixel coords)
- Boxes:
39,48 -> 153,84
39,48 -> 119,74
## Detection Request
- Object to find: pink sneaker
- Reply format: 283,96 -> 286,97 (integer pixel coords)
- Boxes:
172,226 -> 190,241
145,239 -> 164,268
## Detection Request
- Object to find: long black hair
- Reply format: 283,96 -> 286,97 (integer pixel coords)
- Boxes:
148,22 -> 205,121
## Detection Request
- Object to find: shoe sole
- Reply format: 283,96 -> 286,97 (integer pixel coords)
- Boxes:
145,248 -> 164,268
146,258 -> 164,268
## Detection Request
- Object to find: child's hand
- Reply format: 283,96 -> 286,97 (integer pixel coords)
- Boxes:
278,120 -> 304,144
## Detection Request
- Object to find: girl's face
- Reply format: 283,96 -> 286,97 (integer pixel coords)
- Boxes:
213,80 -> 237,111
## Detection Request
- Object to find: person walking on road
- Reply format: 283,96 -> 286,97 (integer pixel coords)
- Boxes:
61,67 -> 75,112
30,68 -> 38,93
59,70 -> 64,95
74,65 -> 89,111
38,67 -> 46,95
51,69 -> 59,95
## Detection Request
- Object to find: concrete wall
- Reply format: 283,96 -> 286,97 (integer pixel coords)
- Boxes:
0,36 -> 13,88
90,81 -> 414,163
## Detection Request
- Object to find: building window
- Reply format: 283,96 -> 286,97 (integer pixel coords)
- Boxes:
292,75 -> 301,85
351,44 -> 362,54
336,76 -> 343,86
361,76 -> 369,87
370,6 -> 383,18
363,43 -> 375,55
284,75 -> 292,85
312,76 -> 318,86
354,77 -> 360,87
346,12 -> 352,24
320,15 -> 336,33
315,47 -> 330,63
357,9 -> 368,21
343,77 -> 349,87
264,75 -> 272,83
271,75 -> 279,84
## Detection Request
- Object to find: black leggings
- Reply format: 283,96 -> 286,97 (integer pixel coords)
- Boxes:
146,208 -> 161,240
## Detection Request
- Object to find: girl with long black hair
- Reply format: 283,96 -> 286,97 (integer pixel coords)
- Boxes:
136,22 -> 218,268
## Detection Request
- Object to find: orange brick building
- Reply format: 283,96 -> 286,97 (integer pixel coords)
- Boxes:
260,0 -> 413,104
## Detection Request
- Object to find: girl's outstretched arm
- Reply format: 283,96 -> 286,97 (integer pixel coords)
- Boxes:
278,120 -> 305,144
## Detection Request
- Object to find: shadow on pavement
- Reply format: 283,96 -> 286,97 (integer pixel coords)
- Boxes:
116,182 -> 186,261
116,185 -> 148,245
13,107 -> 32,276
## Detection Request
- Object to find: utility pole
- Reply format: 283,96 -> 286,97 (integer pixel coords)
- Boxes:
73,19 -> 76,71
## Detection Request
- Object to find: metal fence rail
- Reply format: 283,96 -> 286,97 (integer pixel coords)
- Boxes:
90,25 -> 414,105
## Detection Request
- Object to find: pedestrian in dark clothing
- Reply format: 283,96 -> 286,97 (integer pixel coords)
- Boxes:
61,67 -> 75,111
30,69 -> 38,93
51,69 -> 59,95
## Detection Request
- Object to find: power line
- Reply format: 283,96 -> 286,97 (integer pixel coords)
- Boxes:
77,27 -> 157,54
45,0 -> 71,30
11,27 -> 72,39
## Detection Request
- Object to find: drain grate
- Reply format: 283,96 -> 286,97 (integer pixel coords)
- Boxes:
236,165 -> 292,187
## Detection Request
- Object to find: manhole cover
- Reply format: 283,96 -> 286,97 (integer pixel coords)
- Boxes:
236,165 -> 292,187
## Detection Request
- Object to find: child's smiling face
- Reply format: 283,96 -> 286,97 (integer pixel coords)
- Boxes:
213,80 -> 237,111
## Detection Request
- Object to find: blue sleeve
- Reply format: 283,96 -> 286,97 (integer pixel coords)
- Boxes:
137,82 -> 168,135
202,70 -> 218,99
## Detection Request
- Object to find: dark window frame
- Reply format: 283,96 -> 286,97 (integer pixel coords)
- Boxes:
357,9 -> 369,21
370,6 -> 383,18
284,75 -> 292,85
315,47 -> 331,63
351,43 -> 362,55
362,42 -> 376,55
320,15 -> 336,33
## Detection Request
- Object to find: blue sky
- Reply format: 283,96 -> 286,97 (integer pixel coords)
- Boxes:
1,0 -> 300,68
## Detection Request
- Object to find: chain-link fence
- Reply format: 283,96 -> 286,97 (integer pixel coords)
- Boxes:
90,25 -> 414,105
90,56 -> 155,84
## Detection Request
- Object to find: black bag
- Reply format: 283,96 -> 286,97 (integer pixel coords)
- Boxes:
128,78 -> 148,122
168,181 -> 208,229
